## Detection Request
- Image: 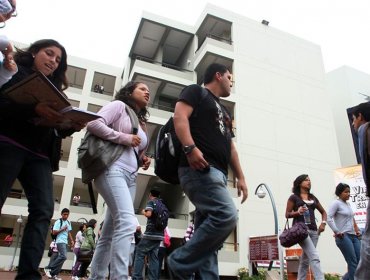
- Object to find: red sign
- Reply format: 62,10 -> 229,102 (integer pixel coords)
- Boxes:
249,235 -> 279,261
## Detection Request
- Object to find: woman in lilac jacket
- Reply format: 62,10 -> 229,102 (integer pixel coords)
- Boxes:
87,81 -> 151,280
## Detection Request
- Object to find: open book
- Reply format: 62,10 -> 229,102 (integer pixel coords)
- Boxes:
2,71 -> 101,127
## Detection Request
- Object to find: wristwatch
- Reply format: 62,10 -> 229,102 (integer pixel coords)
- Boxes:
183,144 -> 196,155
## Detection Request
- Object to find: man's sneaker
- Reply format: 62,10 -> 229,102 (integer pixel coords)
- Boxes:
44,268 -> 51,278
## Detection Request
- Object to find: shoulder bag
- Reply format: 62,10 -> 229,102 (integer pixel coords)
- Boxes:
279,219 -> 308,248
78,105 -> 139,183
77,248 -> 94,262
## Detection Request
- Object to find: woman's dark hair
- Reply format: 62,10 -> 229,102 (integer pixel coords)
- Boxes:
87,219 -> 97,228
14,39 -> 68,91
79,224 -> 86,231
292,174 -> 310,196
203,63 -> 230,85
335,183 -> 350,197
114,81 -> 149,123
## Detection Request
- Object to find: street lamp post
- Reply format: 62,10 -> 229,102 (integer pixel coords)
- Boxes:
8,215 -> 23,271
254,183 -> 284,280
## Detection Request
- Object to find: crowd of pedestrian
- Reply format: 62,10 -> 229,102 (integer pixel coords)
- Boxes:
0,9 -> 369,278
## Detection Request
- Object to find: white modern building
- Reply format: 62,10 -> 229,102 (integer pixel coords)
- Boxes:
1,3 -> 367,278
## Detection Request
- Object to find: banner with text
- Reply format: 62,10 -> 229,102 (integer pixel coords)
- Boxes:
334,165 -> 368,229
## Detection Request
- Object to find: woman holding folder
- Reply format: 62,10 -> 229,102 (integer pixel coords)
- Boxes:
0,39 -> 83,280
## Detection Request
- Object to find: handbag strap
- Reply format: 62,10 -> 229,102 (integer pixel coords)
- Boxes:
125,105 -> 139,134
284,219 -> 291,229
125,105 -> 141,172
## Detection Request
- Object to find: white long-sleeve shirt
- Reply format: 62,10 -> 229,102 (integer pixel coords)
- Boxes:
327,199 -> 356,234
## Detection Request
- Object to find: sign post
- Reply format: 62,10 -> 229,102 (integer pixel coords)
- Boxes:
249,235 -> 281,277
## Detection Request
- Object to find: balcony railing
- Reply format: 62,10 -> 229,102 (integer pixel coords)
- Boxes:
135,56 -> 192,73
197,33 -> 233,52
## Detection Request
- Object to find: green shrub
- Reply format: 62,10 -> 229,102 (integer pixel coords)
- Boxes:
237,267 -> 267,280
324,273 -> 341,280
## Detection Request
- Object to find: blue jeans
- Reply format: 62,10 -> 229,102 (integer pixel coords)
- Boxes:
132,238 -> 160,280
89,166 -> 137,280
298,230 -> 324,280
48,243 -> 68,276
0,142 -> 54,280
355,202 -> 370,280
167,167 -> 238,280
336,233 -> 361,280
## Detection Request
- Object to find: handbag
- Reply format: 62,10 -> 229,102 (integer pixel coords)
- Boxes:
77,249 -> 94,262
279,219 -> 308,248
77,104 -> 139,183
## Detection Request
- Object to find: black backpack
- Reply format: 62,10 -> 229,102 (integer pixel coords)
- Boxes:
153,199 -> 169,231
154,117 -> 181,184
154,87 -> 208,184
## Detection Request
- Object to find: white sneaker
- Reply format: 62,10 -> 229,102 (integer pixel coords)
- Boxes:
44,268 -> 51,278
49,276 -> 62,280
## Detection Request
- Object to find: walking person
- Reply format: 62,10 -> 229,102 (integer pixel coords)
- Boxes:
44,208 -> 74,280
71,223 -> 87,279
167,63 -> 248,279
182,221 -> 199,280
132,189 -> 165,280
183,220 -> 194,244
75,219 -> 97,280
0,39 -> 82,280
47,240 -> 58,265
87,81 -> 151,280
285,174 -> 327,280
129,219 -> 141,279
157,226 -> 171,279
327,183 -> 361,280
350,102 -> 370,280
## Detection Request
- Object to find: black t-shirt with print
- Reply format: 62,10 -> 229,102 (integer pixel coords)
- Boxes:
178,84 -> 234,175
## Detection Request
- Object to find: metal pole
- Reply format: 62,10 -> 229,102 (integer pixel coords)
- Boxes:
9,216 -> 22,271
255,183 -> 284,280
255,183 -> 278,234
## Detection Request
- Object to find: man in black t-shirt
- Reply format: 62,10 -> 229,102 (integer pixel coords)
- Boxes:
168,63 -> 248,280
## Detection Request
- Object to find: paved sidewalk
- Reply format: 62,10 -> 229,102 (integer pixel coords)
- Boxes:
0,270 -> 74,280
0,270 -> 171,279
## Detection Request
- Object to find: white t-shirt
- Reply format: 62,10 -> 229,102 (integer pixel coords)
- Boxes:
74,230 -> 84,248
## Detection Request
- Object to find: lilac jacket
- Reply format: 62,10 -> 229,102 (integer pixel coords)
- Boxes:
87,100 -> 147,157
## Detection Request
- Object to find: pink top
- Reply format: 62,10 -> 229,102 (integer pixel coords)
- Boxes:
87,100 -> 134,145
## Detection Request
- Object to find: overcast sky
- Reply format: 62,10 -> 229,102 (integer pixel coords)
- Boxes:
5,0 -> 370,74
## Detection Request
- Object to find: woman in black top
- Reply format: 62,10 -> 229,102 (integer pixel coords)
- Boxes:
0,39 -> 82,280
285,174 -> 327,280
